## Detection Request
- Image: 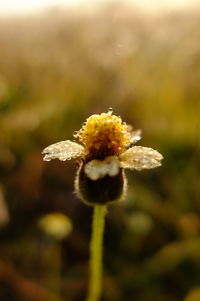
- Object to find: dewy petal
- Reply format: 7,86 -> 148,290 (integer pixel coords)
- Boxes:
84,156 -> 120,181
119,146 -> 163,170
42,140 -> 85,162
130,129 -> 142,144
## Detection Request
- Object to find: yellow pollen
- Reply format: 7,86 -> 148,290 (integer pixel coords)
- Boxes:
75,111 -> 131,157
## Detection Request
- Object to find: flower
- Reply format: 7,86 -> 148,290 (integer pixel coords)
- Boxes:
42,110 -> 163,205
38,213 -> 72,240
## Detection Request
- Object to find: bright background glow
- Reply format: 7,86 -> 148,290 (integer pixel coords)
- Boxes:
0,0 -> 87,15
0,0 -> 199,15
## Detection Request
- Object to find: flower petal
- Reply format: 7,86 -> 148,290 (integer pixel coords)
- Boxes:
84,156 -> 120,181
119,146 -> 163,170
130,129 -> 142,144
42,140 -> 85,162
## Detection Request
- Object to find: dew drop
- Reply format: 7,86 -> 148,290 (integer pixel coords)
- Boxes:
60,158 -> 67,161
44,157 -> 52,162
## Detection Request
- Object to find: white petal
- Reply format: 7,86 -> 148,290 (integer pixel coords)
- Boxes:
42,140 -> 85,162
84,156 -> 120,181
119,146 -> 163,170
130,129 -> 142,144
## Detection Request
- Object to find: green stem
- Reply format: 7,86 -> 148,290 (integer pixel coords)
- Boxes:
87,205 -> 107,301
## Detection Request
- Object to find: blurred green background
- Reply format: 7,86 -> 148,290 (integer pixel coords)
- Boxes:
0,2 -> 200,301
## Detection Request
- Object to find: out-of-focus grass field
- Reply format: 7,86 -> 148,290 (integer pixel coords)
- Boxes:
0,3 -> 200,301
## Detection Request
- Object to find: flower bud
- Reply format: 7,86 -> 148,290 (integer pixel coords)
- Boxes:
75,162 -> 126,206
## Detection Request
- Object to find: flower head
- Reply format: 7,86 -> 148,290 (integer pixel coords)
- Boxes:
74,110 -> 131,158
38,213 -> 72,240
42,110 -> 163,206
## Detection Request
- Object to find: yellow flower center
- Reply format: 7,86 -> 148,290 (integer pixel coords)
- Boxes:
75,110 -> 131,158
